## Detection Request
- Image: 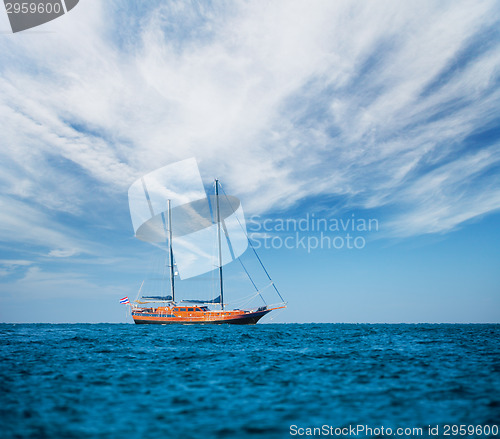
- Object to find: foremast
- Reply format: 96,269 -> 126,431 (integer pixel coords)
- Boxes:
215,179 -> 224,310
167,199 -> 175,303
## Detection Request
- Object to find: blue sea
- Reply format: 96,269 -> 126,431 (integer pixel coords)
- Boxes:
0,324 -> 499,439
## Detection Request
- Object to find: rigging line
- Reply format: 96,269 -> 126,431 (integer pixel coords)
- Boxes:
231,283 -> 273,309
215,179 -> 224,310
237,296 -> 260,310
219,183 -> 286,304
236,254 -> 267,304
215,185 -> 261,302
159,211 -> 170,297
226,291 -> 260,305
226,293 -> 261,310
267,307 -> 285,322
134,280 -> 145,303
225,282 -> 273,307
256,282 -> 274,294
214,181 -> 237,260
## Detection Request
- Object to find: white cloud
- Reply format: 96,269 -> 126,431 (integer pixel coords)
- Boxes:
383,145 -> 500,236
47,248 -> 80,258
0,0 -> 499,245
0,195 -> 90,255
0,259 -> 34,277
0,259 -> 33,266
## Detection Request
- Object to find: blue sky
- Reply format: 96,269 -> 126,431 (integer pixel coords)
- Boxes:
0,0 -> 499,323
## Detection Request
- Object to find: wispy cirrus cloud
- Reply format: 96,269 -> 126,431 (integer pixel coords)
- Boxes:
0,259 -> 33,277
0,195 -> 90,258
0,0 -> 499,257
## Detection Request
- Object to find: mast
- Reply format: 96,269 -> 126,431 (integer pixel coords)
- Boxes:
167,199 -> 175,303
215,179 -> 224,310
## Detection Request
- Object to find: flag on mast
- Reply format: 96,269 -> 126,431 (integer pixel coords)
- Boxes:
119,297 -> 130,305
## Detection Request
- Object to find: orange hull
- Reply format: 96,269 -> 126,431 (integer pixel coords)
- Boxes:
131,306 -> 284,325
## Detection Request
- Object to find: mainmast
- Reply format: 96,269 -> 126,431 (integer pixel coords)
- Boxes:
215,179 -> 224,310
167,199 -> 175,302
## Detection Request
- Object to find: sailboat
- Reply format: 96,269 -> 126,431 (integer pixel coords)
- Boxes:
127,161 -> 286,324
